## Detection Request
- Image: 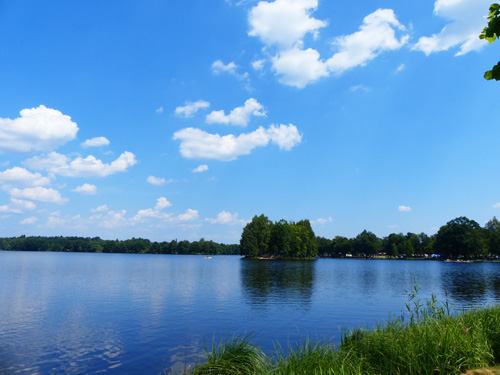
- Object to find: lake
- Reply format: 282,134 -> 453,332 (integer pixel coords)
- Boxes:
1,251 -> 500,374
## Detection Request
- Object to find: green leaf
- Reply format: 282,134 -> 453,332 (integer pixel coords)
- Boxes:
489,3 -> 500,17
492,62 -> 500,80
485,70 -> 494,80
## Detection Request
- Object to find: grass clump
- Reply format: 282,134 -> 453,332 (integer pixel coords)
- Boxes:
181,290 -> 500,375
186,334 -> 269,375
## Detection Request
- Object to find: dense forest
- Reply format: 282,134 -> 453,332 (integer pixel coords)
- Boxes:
0,236 -> 239,255
1,215 -> 500,259
239,214 -> 318,257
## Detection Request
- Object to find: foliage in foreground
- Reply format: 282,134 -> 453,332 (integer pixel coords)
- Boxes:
178,296 -> 500,375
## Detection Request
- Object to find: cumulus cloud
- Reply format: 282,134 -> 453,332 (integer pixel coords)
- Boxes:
81,137 -> 110,148
326,9 -> 408,74
20,216 -> 37,225
156,107 -> 164,114
99,210 -> 128,229
414,0 -> 490,56
72,183 -> 97,195
24,151 -> 137,177
0,167 -> 51,187
248,0 -> 327,47
0,105 -> 78,153
206,98 -> 266,126
10,187 -> 67,204
175,100 -> 210,118
178,208 -> 199,221
311,216 -> 333,225
271,47 -> 329,88
155,197 -> 172,210
147,175 -> 167,186
248,3 -> 408,88
192,165 -> 209,173
396,63 -> 405,73
206,211 -> 246,225
172,124 -> 302,161
0,198 -> 37,214
398,205 -> 411,212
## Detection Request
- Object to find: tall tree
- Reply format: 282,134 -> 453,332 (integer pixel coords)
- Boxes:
434,217 -> 486,258
239,214 -> 271,256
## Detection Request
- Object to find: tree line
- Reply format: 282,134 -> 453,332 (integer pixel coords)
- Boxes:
316,216 -> 500,259
0,236 -> 239,255
2,215 -> 500,259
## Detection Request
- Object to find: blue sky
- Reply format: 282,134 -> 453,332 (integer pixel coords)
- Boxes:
0,0 -> 498,243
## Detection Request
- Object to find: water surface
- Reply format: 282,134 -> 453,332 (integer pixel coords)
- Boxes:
1,251 -> 499,374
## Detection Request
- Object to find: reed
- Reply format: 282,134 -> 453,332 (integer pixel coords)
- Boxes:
180,294 -> 500,375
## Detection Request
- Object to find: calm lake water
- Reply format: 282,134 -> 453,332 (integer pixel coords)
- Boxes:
1,251 -> 500,374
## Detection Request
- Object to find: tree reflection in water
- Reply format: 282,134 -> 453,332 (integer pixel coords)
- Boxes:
240,259 -> 316,310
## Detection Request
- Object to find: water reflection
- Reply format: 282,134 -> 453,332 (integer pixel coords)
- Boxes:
240,259 -> 315,309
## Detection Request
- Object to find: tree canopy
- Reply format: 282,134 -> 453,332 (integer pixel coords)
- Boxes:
240,215 -> 318,258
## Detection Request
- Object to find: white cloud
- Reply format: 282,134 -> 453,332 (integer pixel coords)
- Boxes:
0,198 -> 37,214
173,123 -> 301,161
11,198 -> 36,211
0,167 -> 51,187
267,124 -> 303,150
326,9 -> 408,75
248,4 -> 407,88
10,187 -> 67,204
388,224 -> 400,229
398,205 -> 411,212
311,216 -> 333,225
0,105 -> 79,153
147,175 -> 167,186
175,100 -> 210,118
414,0 -> 490,56
91,204 -> 109,213
350,84 -> 373,93
20,216 -> 37,225
81,137 -> 110,148
271,47 -> 329,88
132,197 -> 172,223
211,60 -> 249,80
99,210 -> 128,229
248,0 -> 327,47
72,183 -> 97,195
192,165 -> 209,173
206,211 -> 245,225
155,197 -> 172,210
178,208 -> 199,221
156,107 -> 164,114
396,63 -> 405,73
24,151 -> 137,177
206,98 -> 266,126
252,59 -> 266,71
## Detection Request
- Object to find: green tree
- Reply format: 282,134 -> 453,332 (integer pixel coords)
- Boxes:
479,3 -> 500,80
269,219 -> 292,256
434,216 -> 487,258
485,216 -> 500,255
353,230 -> 381,256
239,214 -> 271,256
295,219 -> 318,257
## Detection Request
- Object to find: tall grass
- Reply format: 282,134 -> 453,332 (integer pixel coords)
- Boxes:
179,293 -> 500,375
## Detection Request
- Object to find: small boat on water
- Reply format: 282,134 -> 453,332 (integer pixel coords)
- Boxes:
205,255 -> 212,259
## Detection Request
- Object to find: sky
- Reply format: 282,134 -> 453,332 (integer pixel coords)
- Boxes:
0,0 -> 499,244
